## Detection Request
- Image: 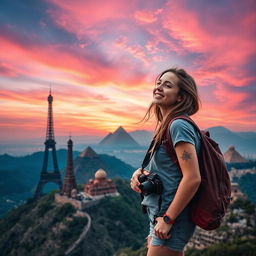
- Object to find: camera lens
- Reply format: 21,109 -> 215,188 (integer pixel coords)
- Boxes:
139,181 -> 154,196
138,174 -> 147,183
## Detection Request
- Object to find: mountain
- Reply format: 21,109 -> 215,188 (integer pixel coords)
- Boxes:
79,146 -> 99,158
74,147 -> 134,184
0,179 -> 148,256
207,126 -> 256,155
99,126 -> 140,148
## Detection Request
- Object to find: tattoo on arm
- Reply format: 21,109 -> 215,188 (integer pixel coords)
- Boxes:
181,150 -> 192,161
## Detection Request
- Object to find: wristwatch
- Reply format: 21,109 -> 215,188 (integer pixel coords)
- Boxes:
163,213 -> 175,224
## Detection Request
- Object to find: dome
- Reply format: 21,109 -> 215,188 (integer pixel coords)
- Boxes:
95,169 -> 107,179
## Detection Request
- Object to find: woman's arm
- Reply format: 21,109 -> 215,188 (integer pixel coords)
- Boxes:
165,141 -> 201,219
154,141 -> 201,240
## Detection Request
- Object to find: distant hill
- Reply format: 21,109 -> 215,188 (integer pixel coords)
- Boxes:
74,148 -> 134,184
128,126 -> 256,156
99,126 -> 140,148
207,126 -> 256,155
0,179 -> 148,256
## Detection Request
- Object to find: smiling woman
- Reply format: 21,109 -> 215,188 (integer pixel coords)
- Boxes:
130,68 -> 202,256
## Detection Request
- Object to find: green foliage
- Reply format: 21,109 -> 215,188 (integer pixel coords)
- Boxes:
185,238 -> 256,256
51,203 -> 76,225
239,173 -> 256,203
0,191 -> 87,256
116,246 -> 147,256
230,198 -> 255,215
0,179 -> 148,256
229,212 -> 238,223
0,196 -> 37,235
80,179 -> 148,256
60,217 -> 88,248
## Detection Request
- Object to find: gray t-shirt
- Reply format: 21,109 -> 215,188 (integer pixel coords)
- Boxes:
141,119 -> 201,218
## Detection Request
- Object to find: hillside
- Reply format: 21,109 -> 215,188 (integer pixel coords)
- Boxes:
0,150 -> 134,216
0,192 -> 86,256
116,238 -> 256,256
0,179 -> 148,256
74,153 -> 134,184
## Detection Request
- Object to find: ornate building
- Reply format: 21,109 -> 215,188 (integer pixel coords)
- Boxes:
84,169 -> 118,198
61,137 -> 77,197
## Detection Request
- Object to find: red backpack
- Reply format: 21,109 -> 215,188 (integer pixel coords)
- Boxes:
162,116 -> 232,230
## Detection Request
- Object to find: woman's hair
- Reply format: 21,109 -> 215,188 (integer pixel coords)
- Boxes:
142,67 -> 200,151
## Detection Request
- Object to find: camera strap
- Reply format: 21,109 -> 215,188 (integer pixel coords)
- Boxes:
140,139 -> 163,222
141,139 -> 156,171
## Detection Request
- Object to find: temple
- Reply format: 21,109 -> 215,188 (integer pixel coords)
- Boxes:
84,169 -> 118,199
224,146 -> 248,163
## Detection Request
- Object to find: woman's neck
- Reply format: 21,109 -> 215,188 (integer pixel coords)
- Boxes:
160,106 -> 174,121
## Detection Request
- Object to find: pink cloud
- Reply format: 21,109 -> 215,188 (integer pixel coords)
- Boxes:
134,9 -> 162,24
47,0 -> 137,40
160,1 -> 256,87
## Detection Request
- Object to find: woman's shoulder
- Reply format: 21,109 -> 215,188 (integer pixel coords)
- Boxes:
169,118 -> 200,146
170,118 -> 194,132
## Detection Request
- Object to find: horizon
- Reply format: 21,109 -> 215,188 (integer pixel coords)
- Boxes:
1,124 -> 255,144
0,0 -> 256,142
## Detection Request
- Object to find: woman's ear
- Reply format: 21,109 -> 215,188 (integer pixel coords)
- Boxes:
177,95 -> 182,102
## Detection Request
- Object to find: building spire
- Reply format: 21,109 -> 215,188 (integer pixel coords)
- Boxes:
61,137 -> 77,197
46,86 -> 54,140
34,90 -> 62,199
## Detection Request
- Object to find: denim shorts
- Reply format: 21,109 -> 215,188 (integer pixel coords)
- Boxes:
147,206 -> 196,251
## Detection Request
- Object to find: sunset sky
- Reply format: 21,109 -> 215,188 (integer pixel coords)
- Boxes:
0,0 -> 256,142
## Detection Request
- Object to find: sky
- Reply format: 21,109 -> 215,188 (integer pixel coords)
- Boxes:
0,0 -> 256,143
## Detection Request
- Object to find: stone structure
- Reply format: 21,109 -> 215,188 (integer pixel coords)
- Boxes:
55,193 -> 83,209
79,146 -> 98,158
231,182 -> 247,201
34,90 -> 62,199
188,228 -> 227,250
84,169 -> 118,198
224,146 -> 248,163
61,137 -> 77,197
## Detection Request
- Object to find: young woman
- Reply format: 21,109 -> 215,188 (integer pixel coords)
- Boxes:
130,68 -> 201,256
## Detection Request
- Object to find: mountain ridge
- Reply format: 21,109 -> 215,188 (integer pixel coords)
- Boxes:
99,126 -> 140,148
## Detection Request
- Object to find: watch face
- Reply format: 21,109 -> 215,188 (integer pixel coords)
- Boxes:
163,215 -> 171,223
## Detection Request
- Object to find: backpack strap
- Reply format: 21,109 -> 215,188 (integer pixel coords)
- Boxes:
162,115 -> 201,171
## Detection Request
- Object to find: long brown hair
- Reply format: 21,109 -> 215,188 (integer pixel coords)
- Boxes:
142,68 -> 200,152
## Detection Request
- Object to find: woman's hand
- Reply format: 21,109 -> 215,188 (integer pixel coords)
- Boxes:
130,168 -> 149,193
154,217 -> 172,240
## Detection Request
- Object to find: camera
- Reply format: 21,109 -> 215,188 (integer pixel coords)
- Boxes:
138,173 -> 163,196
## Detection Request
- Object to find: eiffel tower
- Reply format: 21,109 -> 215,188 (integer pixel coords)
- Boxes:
34,90 -> 62,199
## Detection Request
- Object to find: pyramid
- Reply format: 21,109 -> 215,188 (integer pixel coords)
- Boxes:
99,126 -> 140,148
223,146 -> 248,163
79,146 -> 98,158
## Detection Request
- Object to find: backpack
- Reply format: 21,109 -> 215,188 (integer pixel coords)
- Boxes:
162,115 -> 232,230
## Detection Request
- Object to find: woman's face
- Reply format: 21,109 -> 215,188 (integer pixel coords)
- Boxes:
153,71 -> 181,108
